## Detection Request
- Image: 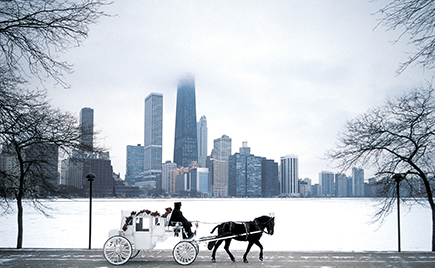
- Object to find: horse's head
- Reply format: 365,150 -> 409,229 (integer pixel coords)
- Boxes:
255,215 -> 275,235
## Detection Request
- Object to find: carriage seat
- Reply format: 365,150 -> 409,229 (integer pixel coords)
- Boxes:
168,220 -> 182,227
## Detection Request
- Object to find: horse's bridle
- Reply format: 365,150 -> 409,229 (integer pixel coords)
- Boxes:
254,217 -> 274,235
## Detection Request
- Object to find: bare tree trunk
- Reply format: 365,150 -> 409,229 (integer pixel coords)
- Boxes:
16,197 -> 23,249
16,156 -> 25,249
421,175 -> 435,252
423,185 -> 435,252
432,208 -> 435,252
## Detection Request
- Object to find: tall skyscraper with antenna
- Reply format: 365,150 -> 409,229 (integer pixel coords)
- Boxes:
174,73 -> 198,167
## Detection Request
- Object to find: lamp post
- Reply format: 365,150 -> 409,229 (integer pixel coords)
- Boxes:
392,173 -> 404,252
86,173 -> 96,250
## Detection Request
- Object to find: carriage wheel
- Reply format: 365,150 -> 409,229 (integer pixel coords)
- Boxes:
172,241 -> 197,265
103,235 -> 133,265
130,249 -> 140,259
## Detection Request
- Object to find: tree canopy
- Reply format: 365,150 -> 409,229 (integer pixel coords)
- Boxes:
0,1 -> 110,248
328,86 -> 435,178
377,0 -> 435,74
327,84 -> 435,250
0,0 -> 110,87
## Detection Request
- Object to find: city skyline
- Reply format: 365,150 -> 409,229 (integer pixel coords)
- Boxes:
42,1 -> 433,183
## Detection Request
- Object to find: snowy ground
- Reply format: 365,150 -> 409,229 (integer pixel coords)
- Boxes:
0,198 -> 431,251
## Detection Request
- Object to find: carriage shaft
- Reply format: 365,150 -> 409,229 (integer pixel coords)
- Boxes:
198,230 -> 262,243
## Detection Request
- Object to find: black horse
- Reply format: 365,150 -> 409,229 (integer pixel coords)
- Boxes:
207,215 -> 275,263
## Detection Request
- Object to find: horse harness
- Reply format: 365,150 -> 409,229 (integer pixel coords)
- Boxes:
243,222 -> 250,241
242,220 -> 262,241
215,217 -> 273,241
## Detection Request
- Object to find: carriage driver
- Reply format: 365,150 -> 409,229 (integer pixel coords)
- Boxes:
169,202 -> 194,239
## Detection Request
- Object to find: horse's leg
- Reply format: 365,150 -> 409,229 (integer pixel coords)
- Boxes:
254,240 -> 264,261
211,240 -> 223,263
243,241 -> 255,263
223,239 -> 235,262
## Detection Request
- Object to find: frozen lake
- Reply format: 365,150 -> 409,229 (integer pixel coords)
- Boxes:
0,198 -> 432,251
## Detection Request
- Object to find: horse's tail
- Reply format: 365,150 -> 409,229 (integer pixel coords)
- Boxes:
210,224 -> 219,234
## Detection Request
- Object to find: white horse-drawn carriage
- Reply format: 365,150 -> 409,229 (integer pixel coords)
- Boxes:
103,207 -> 275,266
103,208 -> 199,265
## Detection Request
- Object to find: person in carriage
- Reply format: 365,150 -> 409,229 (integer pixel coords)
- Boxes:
169,202 -> 194,239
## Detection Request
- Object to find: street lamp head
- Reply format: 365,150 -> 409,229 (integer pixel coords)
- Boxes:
392,173 -> 404,182
86,173 -> 96,181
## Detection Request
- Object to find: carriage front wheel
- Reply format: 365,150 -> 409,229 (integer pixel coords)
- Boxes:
172,241 -> 197,265
103,235 -> 133,265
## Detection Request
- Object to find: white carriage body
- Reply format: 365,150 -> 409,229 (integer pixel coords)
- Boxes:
109,210 -> 176,251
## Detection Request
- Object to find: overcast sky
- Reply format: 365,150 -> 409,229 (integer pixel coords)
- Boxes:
43,0 -> 433,183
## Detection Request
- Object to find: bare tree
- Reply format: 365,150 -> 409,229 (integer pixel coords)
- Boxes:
0,0 -> 110,87
326,84 -> 435,251
376,0 -> 435,74
0,70 -> 98,248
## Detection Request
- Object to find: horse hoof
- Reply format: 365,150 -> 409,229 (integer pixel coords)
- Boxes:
211,259 -> 216,263
243,259 -> 249,263
231,258 -> 236,262
260,257 -> 263,261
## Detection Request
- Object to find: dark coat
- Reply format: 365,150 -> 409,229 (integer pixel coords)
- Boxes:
169,207 -> 192,237
170,208 -> 189,224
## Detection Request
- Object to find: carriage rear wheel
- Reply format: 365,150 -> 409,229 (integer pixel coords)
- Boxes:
103,235 -> 133,265
172,241 -> 197,265
130,249 -> 140,259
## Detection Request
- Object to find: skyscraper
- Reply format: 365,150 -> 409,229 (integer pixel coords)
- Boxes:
170,167 -> 189,194
60,157 -> 83,188
280,154 -> 299,197
319,171 -> 335,197
79,107 -> 94,151
335,173 -> 348,197
142,93 -> 163,185
197,115 -> 207,167
61,108 -> 114,197
352,167 -> 365,197
211,134 -> 232,161
206,157 -> 228,197
228,142 -> 262,197
261,158 -> 279,197
125,144 -> 144,186
228,152 -> 246,197
174,73 -> 198,167
246,154 -> 262,197
83,154 -> 114,198
189,166 -> 210,197
61,107 -> 94,189
161,161 -> 177,193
